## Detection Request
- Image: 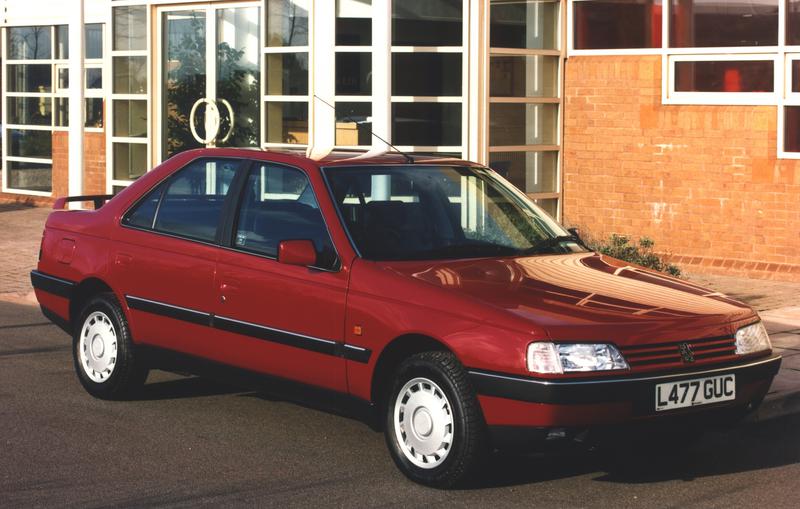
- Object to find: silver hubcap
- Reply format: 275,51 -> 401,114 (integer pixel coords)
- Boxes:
393,377 -> 454,469
79,311 -> 118,383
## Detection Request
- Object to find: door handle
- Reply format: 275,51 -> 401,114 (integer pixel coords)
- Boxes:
189,98 -> 220,146
219,280 -> 240,302
217,98 -> 235,144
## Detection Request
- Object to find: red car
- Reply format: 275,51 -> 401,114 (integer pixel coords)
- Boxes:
32,148 -> 780,487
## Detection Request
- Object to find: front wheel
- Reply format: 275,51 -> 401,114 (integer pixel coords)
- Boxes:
73,293 -> 148,399
384,351 -> 487,488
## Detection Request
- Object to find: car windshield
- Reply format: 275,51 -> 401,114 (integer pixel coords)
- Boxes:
323,165 -> 588,261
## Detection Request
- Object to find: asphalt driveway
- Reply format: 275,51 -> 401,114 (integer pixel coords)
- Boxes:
2,301 -> 800,508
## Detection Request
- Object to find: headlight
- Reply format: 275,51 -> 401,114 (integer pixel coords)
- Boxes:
735,322 -> 771,355
527,342 -> 629,374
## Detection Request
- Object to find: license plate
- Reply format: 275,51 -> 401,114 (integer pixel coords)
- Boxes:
655,374 -> 735,412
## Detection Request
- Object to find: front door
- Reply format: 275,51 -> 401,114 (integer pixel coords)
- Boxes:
157,3 -> 261,161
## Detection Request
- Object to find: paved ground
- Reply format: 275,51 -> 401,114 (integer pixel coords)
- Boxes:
1,300 -> 800,508
2,204 -> 800,506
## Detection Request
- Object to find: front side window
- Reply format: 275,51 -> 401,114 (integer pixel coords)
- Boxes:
324,165 -> 584,261
234,163 -> 338,269
123,158 -> 242,242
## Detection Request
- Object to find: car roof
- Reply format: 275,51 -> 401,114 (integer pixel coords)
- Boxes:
201,147 -> 478,168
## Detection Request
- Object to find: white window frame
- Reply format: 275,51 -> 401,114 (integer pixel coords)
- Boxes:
2,25 -> 59,197
106,3 -> 150,193
487,0 -> 565,220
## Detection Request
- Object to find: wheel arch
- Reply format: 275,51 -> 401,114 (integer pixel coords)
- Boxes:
370,333 -> 454,410
69,277 -> 115,332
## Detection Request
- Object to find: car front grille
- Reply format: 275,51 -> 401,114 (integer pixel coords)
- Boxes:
620,335 -> 738,371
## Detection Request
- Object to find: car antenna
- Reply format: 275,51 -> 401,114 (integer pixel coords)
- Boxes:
313,95 -> 415,163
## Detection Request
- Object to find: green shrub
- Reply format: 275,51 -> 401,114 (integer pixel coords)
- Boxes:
588,234 -> 682,277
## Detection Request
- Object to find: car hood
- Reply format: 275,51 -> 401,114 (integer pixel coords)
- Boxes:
379,252 -> 756,345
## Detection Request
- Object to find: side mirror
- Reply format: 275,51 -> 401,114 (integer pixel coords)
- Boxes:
277,239 -> 317,267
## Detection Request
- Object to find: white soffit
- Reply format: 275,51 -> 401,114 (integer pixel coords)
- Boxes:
2,0 -> 107,25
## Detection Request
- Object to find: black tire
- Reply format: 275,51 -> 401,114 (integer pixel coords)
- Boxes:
384,351 -> 488,488
72,293 -> 148,400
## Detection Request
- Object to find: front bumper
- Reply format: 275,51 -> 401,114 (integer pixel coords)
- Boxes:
469,354 -> 781,433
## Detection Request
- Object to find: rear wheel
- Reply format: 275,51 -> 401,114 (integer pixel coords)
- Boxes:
384,351 -> 487,488
73,293 -> 148,399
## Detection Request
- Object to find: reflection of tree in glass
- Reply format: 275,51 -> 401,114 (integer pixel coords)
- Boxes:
9,27 -> 50,59
217,42 -> 260,149
165,13 -> 206,157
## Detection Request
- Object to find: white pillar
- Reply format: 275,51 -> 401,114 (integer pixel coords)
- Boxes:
68,0 -> 85,206
307,0 -> 336,160
369,0 -> 391,155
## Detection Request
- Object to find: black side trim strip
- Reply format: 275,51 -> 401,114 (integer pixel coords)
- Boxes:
40,305 -> 71,334
30,270 -> 75,299
343,344 -> 372,363
124,295 -> 372,363
213,315 -> 337,357
126,295 -> 211,327
468,355 -> 782,404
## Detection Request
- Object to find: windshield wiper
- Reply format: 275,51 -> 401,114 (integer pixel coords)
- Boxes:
521,235 -> 582,256
407,243 -> 519,260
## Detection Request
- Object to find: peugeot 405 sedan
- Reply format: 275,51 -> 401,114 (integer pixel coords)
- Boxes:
32,148 -> 780,487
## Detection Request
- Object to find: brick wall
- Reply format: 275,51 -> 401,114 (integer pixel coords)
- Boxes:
0,131 -> 106,206
563,55 -> 800,282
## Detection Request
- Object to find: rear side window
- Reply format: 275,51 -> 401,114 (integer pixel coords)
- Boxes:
122,158 -> 242,242
234,163 -> 338,269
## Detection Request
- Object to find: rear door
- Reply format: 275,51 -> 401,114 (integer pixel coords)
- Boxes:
211,160 -> 348,392
112,157 -> 245,356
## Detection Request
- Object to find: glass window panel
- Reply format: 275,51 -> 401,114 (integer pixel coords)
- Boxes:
7,64 -> 52,93
7,97 -> 52,126
674,61 -> 774,92
56,25 -> 69,59
56,99 -> 67,127
7,161 -> 52,193
266,0 -> 309,47
793,60 -> 800,93
670,0 -> 778,48
58,68 -> 69,90
392,53 -> 461,96
8,129 -> 52,159
216,6 -> 262,149
393,0 -> 463,46
113,100 -> 148,138
490,151 -> 558,193
490,55 -> 559,98
335,102 -> 372,145
114,6 -> 147,51
392,103 -> 462,146
336,53 -> 371,95
490,0 -> 559,50
7,26 -> 52,60
265,102 -> 309,144
123,184 -> 163,229
113,185 -> 128,195
86,98 -> 103,129
790,1 -> 800,45
265,53 -> 309,95
234,163 -> 337,268
57,24 -> 105,59
113,143 -> 148,181
337,0 -> 372,45
86,24 -> 103,59
55,98 -> 69,127
785,106 -> 800,152
490,103 -> 559,146
154,158 -> 241,242
533,197 -> 558,218
113,56 -> 148,94
87,68 -> 103,89
573,0 -> 662,50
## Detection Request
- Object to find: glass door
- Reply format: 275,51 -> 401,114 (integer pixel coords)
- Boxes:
159,3 -> 261,161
